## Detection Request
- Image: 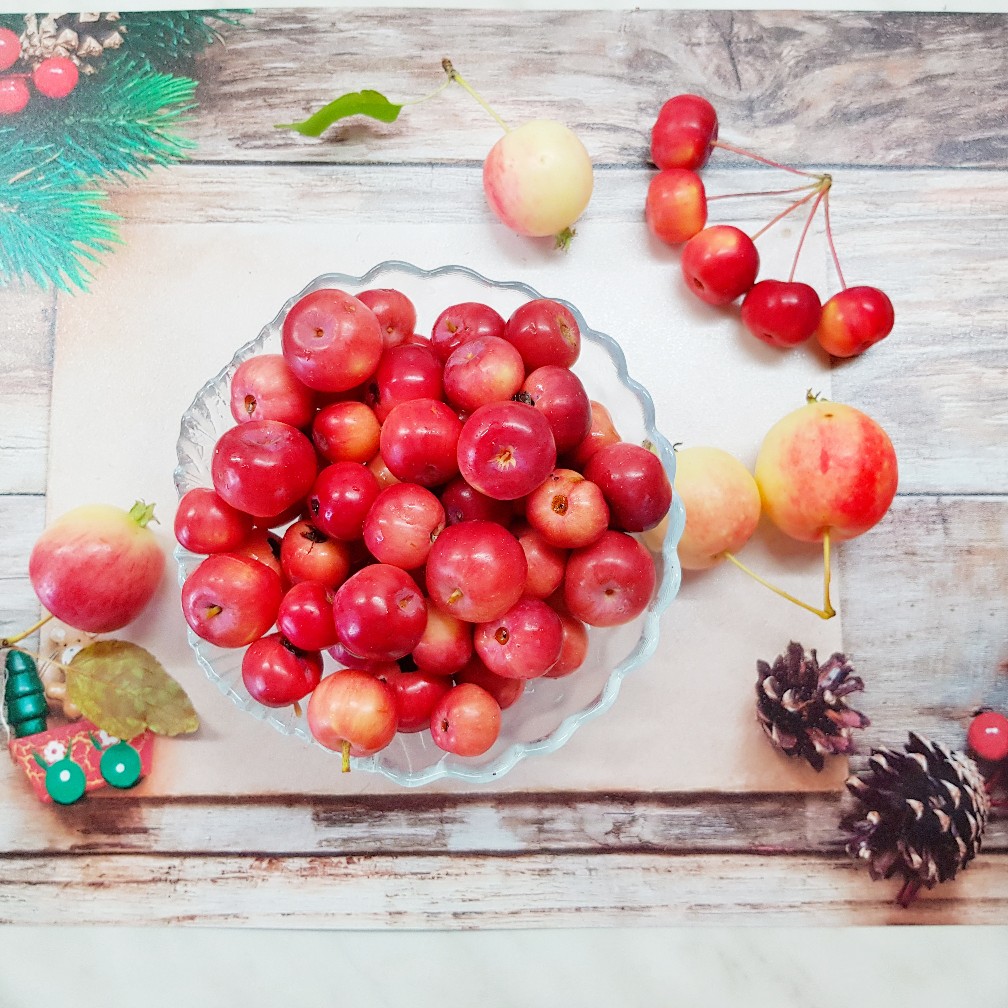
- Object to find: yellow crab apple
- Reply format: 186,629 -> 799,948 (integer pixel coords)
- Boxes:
671,446 -> 762,570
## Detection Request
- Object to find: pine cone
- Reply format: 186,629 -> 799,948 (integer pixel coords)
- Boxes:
756,641 -> 869,771
843,732 -> 991,907
19,13 -> 124,75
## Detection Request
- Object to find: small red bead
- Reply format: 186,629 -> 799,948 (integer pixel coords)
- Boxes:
32,55 -> 79,99
967,710 -> 1008,763
0,75 -> 29,116
0,27 -> 20,72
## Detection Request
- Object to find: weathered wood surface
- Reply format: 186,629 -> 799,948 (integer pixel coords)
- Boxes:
193,9 -> 1008,169
1,9 -> 1006,926
3,852 -> 1006,928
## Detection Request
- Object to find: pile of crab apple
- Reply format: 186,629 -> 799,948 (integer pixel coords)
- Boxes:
177,288 -> 671,768
645,94 -> 895,358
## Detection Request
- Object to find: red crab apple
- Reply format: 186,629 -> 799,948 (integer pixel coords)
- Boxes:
355,287 -> 418,349
181,552 -> 283,649
28,501 -> 165,634
229,353 -> 316,427
307,669 -> 399,768
504,298 -> 581,371
754,396 -> 898,544
741,280 -> 822,349
276,580 -> 339,651
211,419 -> 317,519
368,664 -> 452,733
443,335 -> 525,413
524,468 -> 609,549
645,168 -> 708,244
567,400 -> 621,471
521,365 -> 592,455
279,519 -> 353,588
457,400 -> 557,500
379,398 -> 463,488
650,94 -> 718,171
365,342 -> 443,423
543,603 -> 589,679
672,446 -> 761,570
681,225 -> 760,306
474,596 -> 564,680
425,520 -> 527,623
281,288 -> 383,393
430,682 -> 502,757
362,482 -> 446,570
312,400 -> 382,465
453,655 -> 525,710
174,487 -> 254,555
815,286 -> 895,358
332,564 -> 427,663
241,633 -> 323,707
584,441 -> 672,533
430,301 -> 507,362
563,530 -> 657,628
411,606 -> 473,676
483,119 -> 594,242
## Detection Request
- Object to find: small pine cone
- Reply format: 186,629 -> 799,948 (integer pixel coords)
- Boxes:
842,732 -> 991,907
19,13 -> 124,74
756,641 -> 869,771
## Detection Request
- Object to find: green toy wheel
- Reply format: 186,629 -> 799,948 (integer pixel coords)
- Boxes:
45,758 -> 86,805
100,741 -> 142,788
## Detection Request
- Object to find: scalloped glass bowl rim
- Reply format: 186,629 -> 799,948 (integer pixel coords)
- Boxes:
174,260 -> 685,787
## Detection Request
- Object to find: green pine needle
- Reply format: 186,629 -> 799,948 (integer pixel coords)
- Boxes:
0,144 -> 121,294
7,58 -> 198,181
116,10 -> 248,69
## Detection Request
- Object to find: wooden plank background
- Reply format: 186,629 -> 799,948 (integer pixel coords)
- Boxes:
1,8 -> 1006,926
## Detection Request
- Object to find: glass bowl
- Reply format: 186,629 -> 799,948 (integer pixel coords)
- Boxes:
174,261 -> 685,786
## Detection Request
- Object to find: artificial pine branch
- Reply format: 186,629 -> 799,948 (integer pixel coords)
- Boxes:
0,143 -> 121,294
7,58 -> 199,180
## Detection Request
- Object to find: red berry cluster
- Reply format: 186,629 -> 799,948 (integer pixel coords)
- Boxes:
0,28 -> 79,116
177,286 -> 672,767
645,93 -> 895,359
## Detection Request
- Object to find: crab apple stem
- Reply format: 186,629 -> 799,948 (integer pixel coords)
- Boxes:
341,738 -> 352,773
750,187 -> 820,243
708,182 -> 820,202
823,189 -> 848,290
1,613 -> 54,648
787,182 -> 829,283
442,58 -> 511,133
721,531 -> 836,621
711,139 -> 821,178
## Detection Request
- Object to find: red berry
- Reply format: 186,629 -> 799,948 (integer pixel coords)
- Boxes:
32,56 -> 79,99
967,711 -> 1008,763
0,75 -> 29,116
741,280 -> 822,348
0,28 -> 21,72
681,225 -> 760,306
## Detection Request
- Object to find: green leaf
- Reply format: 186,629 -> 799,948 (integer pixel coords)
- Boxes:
66,640 -> 200,739
276,90 -> 403,137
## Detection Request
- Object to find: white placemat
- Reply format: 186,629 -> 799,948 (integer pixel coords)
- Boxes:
45,217 -> 846,795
